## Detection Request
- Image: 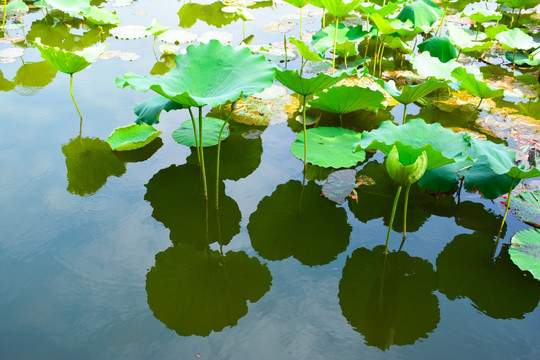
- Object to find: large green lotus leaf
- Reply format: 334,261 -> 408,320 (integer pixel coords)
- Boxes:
322,169 -> 356,204
511,191 -> 540,228
357,118 -> 469,169
172,117 -> 229,147
386,145 -> 428,186
117,40 -> 275,107
484,24 -> 509,40
451,67 -> 504,99
6,0 -> 28,13
247,180 -> 351,266
34,38 -> 108,74
291,127 -> 365,168
417,36 -> 457,63
146,244 -> 272,337
410,52 -> 461,80
309,85 -> 386,115
47,0 -> 91,16
357,2 -> 400,17
381,34 -> 413,53
283,0 -> 310,7
370,13 -> 414,36
507,50 -> 540,66
339,246 -> 439,350
496,28 -> 538,51
13,61 -> 57,89
510,229 -> 540,280
186,124 -> 262,180
106,123 -> 162,151
289,37 -> 326,62
133,96 -> 184,125
381,77 -> 448,105
462,7 -> 502,23
312,23 -> 367,54
320,0 -> 363,18
447,24 -> 494,52
62,137 -> 126,197
144,164 -> 241,249
396,0 -> 443,31
437,232 -> 540,319
274,66 -> 355,96
83,6 -> 120,25
497,0 -> 539,9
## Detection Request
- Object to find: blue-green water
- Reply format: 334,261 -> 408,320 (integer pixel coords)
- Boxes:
1,1 -> 539,359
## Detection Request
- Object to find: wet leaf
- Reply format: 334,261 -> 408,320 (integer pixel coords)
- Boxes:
510,190 -> 540,227
509,228 -> 540,280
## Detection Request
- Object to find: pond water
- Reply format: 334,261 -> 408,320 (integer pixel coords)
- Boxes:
1,0 -> 540,359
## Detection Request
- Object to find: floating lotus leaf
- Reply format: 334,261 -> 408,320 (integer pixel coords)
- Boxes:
0,47 -> 24,58
110,25 -> 148,39
118,40 -> 275,107
34,38 -> 108,74
370,13 -> 414,36
309,85 -> 386,115
320,0 -> 363,18
62,137 -> 126,196
231,87 -> 299,126
146,244 -> 272,337
133,96 -> 184,125
437,232 -> 540,319
386,145 -> 428,186
410,52 -> 461,80
144,164 -> 241,249
106,123 -> 162,151
322,169 -> 357,204
357,118 -> 470,169
396,0 -> 443,32
417,36 -> 457,63
47,0 -> 91,16
275,67 -> 355,96
199,31 -> 234,44
247,180 -> 351,266
289,37 -> 326,61
510,229 -> 540,280
260,22 -> 296,33
291,127 -> 365,168
447,24 -> 493,53
496,28 -> 538,51
84,6 -> 120,25
462,7 -> 503,23
157,29 -> 198,44
146,19 -> 168,37
451,67 -> 505,100
381,77 -> 448,105
172,117 -> 229,147
511,190 -> 540,227
339,246 -> 439,350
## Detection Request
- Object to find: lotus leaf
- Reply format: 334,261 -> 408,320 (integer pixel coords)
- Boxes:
291,127 -> 365,168
146,245 -> 272,337
396,0 -> 443,32
83,6 -> 120,25
496,29 -> 538,51
62,137 -> 126,196
157,29 -> 198,44
320,0 -> 363,18
386,145 -> 428,186
447,24 -> 494,53
172,117 -> 229,147
144,164 -> 241,249
229,88 -> 299,126
309,85 -> 386,115
370,13 -> 414,36
511,190 -> 540,227
282,0 -> 310,8
437,232 -> 540,319
322,169 -> 357,204
357,2 -> 400,17
274,67 -> 355,96
451,67 -> 505,100
384,35 -> 413,53
117,40 -> 275,107
510,229 -> 540,280
106,123 -> 162,151
5,0 -> 28,13
417,36 -> 457,63
133,96 -> 184,125
247,180 -> 351,266
34,38 -> 108,74
13,61 -> 57,89
47,0 -> 91,16
410,52 -> 461,80
312,23 -> 367,53
497,0 -> 539,9
357,118 -> 470,170
462,7 -> 503,23
507,50 -> 540,66
339,246 -> 439,350
381,77 -> 448,105
146,19 -> 169,37
289,37 -> 326,61
110,25 -> 148,40
484,24 -> 509,40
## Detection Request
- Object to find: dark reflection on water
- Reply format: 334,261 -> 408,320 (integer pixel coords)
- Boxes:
146,243 -> 272,337
437,232 -> 540,319
339,245 -> 440,350
144,163 -> 241,250
178,1 -> 273,29
248,180 -> 351,266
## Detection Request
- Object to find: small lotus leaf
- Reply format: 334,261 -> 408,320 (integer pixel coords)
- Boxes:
386,145 -> 428,186
146,19 -> 169,37
231,88 -> 299,126
291,127 -> 365,168
107,123 -> 162,151
309,85 -> 386,115
322,169 -> 357,204
451,67 -> 505,100
462,7 -> 502,23
110,25 -> 148,40
418,36 -> 457,63
117,40 -> 275,108
274,67 -> 355,96
133,96 -> 184,125
5,0 -> 29,12
381,77 -> 448,105
485,24 -> 509,40
157,29 -> 198,44
84,6 -> 120,25
496,28 -> 538,51
0,47 -> 25,58
312,23 -> 367,54
172,117 -> 229,147
511,190 -> 540,227
34,38 -> 108,74
510,229 -> 540,280
320,0 -> 363,18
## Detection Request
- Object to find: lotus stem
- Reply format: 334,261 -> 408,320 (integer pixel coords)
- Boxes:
510,8 -> 515,28
402,103 -> 408,124
2,0 -> 6,30
339,113 -> 343,127
496,178 -> 516,242
475,97 -> 483,110
242,20 -> 245,39
188,108 -> 201,165
322,8 -> 325,28
215,104 -> 234,210
373,30 -> 380,75
437,1 -> 450,37
69,74 -> 84,129
331,17 -> 339,75
300,7 -> 303,40
516,9 -> 522,26
302,95 -> 308,168
152,36 -> 158,60
378,37 -> 385,77
385,185 -> 402,254
284,33 -> 288,69
198,107 -> 208,200
512,49 -> 516,76
402,184 -> 411,241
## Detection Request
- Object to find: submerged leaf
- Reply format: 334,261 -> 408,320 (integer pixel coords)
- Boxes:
322,169 -> 357,204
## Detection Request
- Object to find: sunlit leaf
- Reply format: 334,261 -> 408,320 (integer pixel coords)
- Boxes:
511,190 -> 540,227
418,36 -> 457,63
34,38 -> 108,74
510,228 -> 540,280
133,96 -> 184,125
309,85 -> 386,114
107,123 -> 162,151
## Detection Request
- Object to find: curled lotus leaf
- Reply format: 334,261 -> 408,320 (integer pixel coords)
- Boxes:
447,24 -> 494,53
134,96 -> 184,125
309,85 -> 386,115
417,36 -> 457,63
289,37 -> 326,62
275,66 -> 355,96
172,117 -> 230,147
107,123 -> 162,151
312,23 -> 367,54
451,67 -> 505,100
386,145 -> 428,186
117,40 -> 275,108
146,19 -> 169,37
510,229 -> 540,280
34,38 -> 108,74
370,13 -> 414,36
396,0 -> 443,32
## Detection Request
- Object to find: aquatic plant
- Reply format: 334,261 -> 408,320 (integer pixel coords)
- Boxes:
509,229 -> 540,280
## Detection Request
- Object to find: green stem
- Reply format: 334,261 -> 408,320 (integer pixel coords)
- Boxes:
215,106 -> 234,209
339,113 -> 343,127
198,107 -> 208,200
322,8 -> 325,28
476,97 -> 483,110
516,9 -> 521,26
2,0 -> 6,30
402,184 -> 411,240
152,36 -> 157,60
384,185 -> 402,254
69,74 -> 83,125
402,103 -> 408,124
188,108 -> 201,165
496,178 -> 516,242
299,7 -> 303,40
436,1 -> 450,37
302,95 -> 308,168
378,37 -> 385,77
331,17 -> 339,75
284,33 -> 288,69
512,49 -> 516,76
